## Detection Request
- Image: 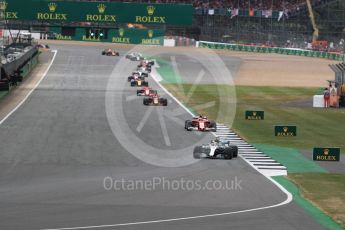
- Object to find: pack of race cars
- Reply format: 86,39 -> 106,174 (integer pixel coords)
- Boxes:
126,53 -> 168,106
125,52 -> 237,160
185,116 -> 238,159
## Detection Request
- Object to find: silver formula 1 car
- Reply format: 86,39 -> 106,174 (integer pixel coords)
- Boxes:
193,138 -> 238,159
126,52 -> 144,61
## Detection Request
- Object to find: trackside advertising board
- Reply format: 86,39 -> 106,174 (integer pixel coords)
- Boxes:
50,27 -> 164,45
274,125 -> 297,137
4,0 -> 193,26
245,111 -> 264,120
313,148 -> 340,161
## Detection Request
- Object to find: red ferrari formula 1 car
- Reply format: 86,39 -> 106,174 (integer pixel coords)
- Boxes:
143,94 -> 168,106
137,87 -> 157,96
102,48 -> 119,56
185,116 -> 217,132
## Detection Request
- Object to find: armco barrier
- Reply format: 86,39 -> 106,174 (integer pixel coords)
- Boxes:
198,41 -> 345,61
20,53 -> 39,80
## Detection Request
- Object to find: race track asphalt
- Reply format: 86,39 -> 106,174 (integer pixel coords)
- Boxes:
0,44 -> 326,230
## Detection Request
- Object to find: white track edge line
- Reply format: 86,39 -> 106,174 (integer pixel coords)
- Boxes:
0,50 -> 58,125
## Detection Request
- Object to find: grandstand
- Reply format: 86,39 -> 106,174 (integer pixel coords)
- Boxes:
193,0 -> 345,50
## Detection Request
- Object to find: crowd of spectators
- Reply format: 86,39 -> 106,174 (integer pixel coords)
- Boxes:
192,0 -> 305,11
86,0 -> 331,13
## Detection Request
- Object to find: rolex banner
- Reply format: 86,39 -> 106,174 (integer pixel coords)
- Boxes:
274,125 -> 297,137
4,0 -> 193,26
110,28 -> 164,45
51,27 -> 164,45
245,111 -> 264,120
313,148 -> 340,161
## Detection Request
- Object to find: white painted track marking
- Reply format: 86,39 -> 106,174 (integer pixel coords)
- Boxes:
0,50 -> 58,125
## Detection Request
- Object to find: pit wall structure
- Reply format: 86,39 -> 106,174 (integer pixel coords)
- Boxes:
0,50 -> 40,91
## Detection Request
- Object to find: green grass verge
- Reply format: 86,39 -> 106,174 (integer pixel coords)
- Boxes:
164,84 -> 345,153
253,144 -> 327,173
156,58 -> 185,84
233,86 -> 345,153
286,173 -> 345,229
0,91 -> 8,101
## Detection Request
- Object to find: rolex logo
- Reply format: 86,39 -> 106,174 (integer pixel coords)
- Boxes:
253,112 -> 257,116
283,127 -> 288,133
148,30 -> 153,38
147,5 -> 155,15
119,28 -> 124,37
48,2 -> 57,13
97,4 -> 106,14
0,1 -> 7,10
324,149 -> 329,156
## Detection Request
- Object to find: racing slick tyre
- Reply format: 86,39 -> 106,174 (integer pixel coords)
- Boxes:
143,98 -> 150,105
209,121 -> 217,132
160,98 -> 168,106
185,120 -> 192,131
136,90 -> 141,96
193,146 -> 203,159
130,81 -> 136,87
229,145 -> 238,158
128,76 -> 132,82
223,147 -> 233,160
143,82 -> 149,87
102,52 -> 105,55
